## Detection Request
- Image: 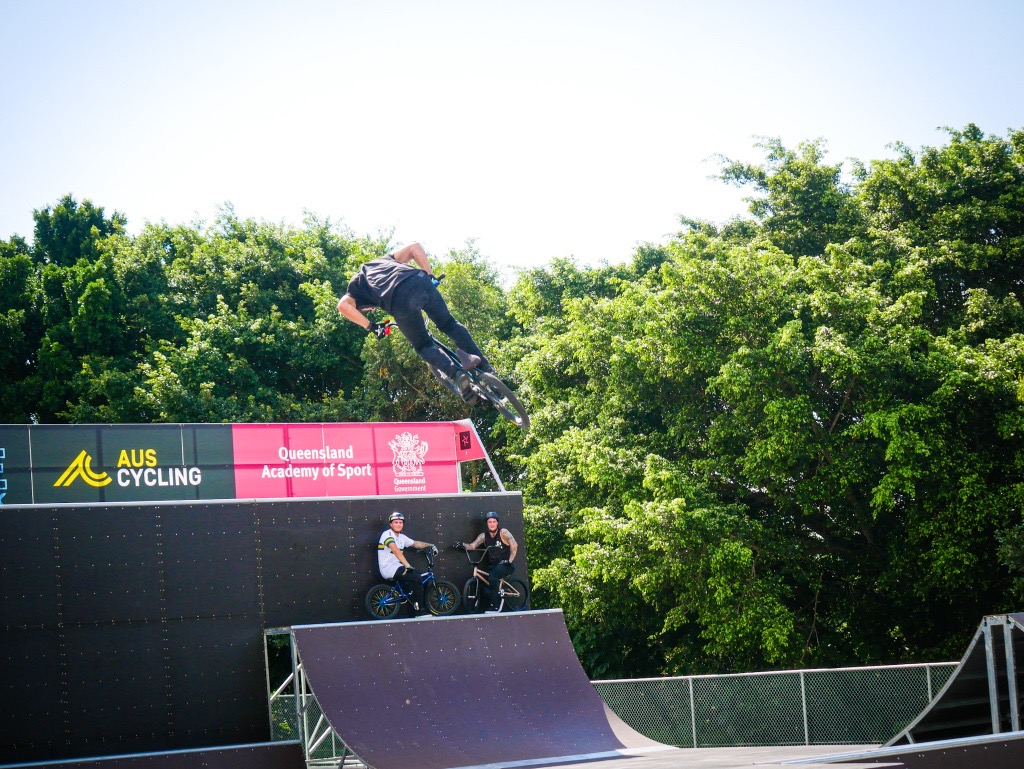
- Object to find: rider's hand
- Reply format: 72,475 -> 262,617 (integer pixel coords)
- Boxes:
429,273 -> 444,287
429,545 -> 439,556
452,542 -> 465,551
366,321 -> 389,338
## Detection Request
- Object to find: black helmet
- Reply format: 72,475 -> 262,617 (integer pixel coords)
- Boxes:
389,511 -> 405,522
485,511 -> 499,521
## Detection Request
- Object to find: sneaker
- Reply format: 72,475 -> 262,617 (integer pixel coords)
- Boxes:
413,602 -> 420,612
457,350 -> 482,370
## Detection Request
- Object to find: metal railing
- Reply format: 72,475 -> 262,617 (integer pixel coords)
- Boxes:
593,662 -> 957,748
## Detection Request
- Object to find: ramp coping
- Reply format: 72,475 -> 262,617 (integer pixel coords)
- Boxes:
290,607 -> 564,631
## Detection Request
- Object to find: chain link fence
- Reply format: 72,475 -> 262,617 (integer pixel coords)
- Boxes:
594,663 -> 956,748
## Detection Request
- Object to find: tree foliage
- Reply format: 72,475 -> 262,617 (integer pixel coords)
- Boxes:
509,124 -> 1024,674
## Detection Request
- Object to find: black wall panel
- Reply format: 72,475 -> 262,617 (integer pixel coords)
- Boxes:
58,509 -> 166,625
0,509 -> 61,627
0,492 -> 524,764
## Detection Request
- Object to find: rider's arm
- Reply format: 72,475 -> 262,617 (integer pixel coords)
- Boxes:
388,540 -> 413,569
465,533 -> 485,550
412,540 -> 436,551
501,529 -> 518,562
392,242 -> 433,275
337,294 -> 372,329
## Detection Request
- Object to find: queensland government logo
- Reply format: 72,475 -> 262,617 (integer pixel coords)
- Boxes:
389,432 -> 427,477
388,432 -> 428,493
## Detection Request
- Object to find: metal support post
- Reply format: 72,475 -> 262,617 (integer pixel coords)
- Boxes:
984,622 -> 1001,734
800,670 -> 809,745
1005,621 -> 1020,732
689,677 -> 697,748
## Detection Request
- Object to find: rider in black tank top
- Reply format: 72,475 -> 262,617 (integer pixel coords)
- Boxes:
458,511 -> 518,612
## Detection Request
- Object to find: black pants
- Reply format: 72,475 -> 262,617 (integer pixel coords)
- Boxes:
390,271 -> 486,377
394,566 -> 425,612
481,561 -> 514,610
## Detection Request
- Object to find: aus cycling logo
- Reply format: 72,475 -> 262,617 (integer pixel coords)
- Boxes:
54,450 -> 112,488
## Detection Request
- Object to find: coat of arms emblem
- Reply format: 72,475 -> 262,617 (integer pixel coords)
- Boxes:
388,432 -> 428,477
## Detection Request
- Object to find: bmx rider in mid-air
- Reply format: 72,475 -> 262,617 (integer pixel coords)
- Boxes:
337,242 -> 490,402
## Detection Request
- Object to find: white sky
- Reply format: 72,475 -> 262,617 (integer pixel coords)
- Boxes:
2,0 -> 1023,275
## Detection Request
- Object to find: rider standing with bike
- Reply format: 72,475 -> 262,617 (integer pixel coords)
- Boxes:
337,243 -> 490,403
455,511 -> 518,612
378,511 -> 437,617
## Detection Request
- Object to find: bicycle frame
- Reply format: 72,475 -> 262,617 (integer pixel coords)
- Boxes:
389,549 -> 440,600
462,548 -> 521,600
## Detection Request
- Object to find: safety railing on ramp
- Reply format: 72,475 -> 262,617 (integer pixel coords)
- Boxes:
593,662 -> 955,748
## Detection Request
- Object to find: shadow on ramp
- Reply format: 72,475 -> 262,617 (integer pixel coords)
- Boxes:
291,609 -> 671,769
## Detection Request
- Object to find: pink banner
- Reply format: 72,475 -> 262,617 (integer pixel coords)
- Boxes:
231,421 -> 486,499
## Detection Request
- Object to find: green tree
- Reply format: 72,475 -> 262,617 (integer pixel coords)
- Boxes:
516,127 -> 1024,674
0,236 -> 40,421
717,138 -> 863,257
32,193 -> 126,267
138,208 -> 371,422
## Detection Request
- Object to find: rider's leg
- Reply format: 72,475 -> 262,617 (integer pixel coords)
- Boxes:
390,303 -> 459,376
485,561 -> 514,610
418,282 -> 492,370
480,578 -> 497,612
390,279 -> 481,401
395,566 -> 426,615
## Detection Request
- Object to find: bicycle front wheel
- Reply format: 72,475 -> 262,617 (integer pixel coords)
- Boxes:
365,584 -> 401,619
427,579 -> 461,616
462,578 -> 481,613
500,579 -> 530,612
475,371 -> 529,430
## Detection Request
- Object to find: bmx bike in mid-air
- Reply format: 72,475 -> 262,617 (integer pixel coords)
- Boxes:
379,319 -> 530,431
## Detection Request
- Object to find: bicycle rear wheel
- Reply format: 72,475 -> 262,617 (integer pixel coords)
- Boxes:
365,584 -> 401,619
427,579 -> 461,616
475,371 -> 529,430
500,579 -> 530,611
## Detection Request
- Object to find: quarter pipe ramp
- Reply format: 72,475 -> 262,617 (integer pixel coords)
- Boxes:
291,609 -> 670,769
886,613 -> 1024,745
